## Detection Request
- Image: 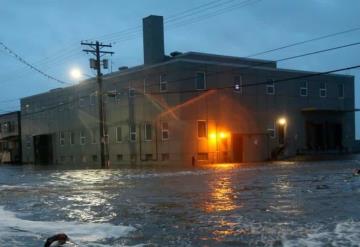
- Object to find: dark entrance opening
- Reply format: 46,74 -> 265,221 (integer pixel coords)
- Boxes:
277,124 -> 285,145
305,122 -> 343,151
232,134 -> 243,163
33,135 -> 53,164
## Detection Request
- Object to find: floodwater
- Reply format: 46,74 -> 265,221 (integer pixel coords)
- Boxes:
0,160 -> 360,247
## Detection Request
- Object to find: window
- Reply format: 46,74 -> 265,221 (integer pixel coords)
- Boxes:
69,131 -> 75,145
320,82 -> 327,98
90,92 -> 97,105
162,122 -> 169,140
197,152 -> 209,161
144,123 -> 152,141
116,126 -> 122,142
234,75 -> 242,94
197,120 -> 207,138
79,96 -> 86,107
59,131 -> 65,146
92,155 -> 98,162
145,154 -> 153,160
267,128 -> 275,139
196,72 -> 206,90
266,80 -> 275,95
300,81 -> 308,97
129,88 -> 135,98
92,129 -> 97,144
80,131 -> 86,145
130,124 -> 136,142
117,154 -> 123,161
161,153 -> 170,161
338,83 -> 344,98
160,74 -> 167,92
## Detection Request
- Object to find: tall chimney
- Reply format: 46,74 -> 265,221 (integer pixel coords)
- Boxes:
143,15 -> 165,65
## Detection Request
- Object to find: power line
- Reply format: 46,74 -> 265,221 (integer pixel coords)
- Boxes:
0,41 -> 71,85
247,26 -> 360,58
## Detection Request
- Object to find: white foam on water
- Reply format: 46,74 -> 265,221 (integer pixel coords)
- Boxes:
0,206 -> 135,245
283,220 -> 360,247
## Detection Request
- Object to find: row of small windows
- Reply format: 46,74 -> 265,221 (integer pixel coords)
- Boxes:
58,153 -> 171,163
264,80 -> 345,98
24,74 -> 346,113
57,122 -> 170,146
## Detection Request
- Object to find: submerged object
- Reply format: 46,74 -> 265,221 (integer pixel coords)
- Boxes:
44,233 -> 69,247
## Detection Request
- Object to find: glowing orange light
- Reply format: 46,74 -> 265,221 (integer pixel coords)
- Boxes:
219,132 -> 227,139
209,133 -> 217,139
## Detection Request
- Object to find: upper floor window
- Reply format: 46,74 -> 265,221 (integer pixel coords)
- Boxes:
197,120 -> 207,138
162,122 -> 169,140
59,131 -> 65,146
80,131 -> 86,145
266,80 -> 275,95
320,82 -> 327,98
338,83 -> 344,98
130,124 -> 136,142
144,123 -> 152,141
300,81 -> 308,97
196,72 -> 206,90
160,74 -> 167,92
234,75 -> 242,94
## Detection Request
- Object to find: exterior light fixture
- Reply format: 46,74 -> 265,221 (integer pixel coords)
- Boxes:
70,68 -> 83,80
278,117 -> 287,126
209,133 -> 217,139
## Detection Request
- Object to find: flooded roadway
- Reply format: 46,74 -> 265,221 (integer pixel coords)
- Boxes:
0,160 -> 360,246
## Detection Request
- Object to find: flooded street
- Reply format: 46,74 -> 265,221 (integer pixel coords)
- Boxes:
1,160 -> 360,247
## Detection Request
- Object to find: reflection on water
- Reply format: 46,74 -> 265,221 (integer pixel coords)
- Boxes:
0,160 -> 359,246
203,176 -> 240,213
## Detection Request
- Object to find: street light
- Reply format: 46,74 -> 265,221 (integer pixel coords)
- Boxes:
70,68 -> 83,80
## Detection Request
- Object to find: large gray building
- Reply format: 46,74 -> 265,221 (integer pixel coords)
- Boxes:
0,111 -> 21,164
20,15 -> 356,167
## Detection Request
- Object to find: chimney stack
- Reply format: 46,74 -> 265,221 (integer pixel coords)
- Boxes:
143,15 -> 165,65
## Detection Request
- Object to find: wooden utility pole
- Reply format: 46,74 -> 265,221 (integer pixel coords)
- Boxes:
81,41 -> 113,168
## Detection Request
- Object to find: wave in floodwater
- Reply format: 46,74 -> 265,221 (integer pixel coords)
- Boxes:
0,206 -> 135,246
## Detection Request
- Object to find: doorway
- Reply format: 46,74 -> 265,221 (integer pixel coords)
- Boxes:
33,135 -> 53,164
232,133 -> 243,163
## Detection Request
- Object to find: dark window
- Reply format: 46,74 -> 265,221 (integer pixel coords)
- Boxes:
145,123 -> 152,141
196,72 -> 206,90
130,124 -> 136,141
197,120 -> 207,138
70,132 -> 75,145
117,154 -> 123,161
145,154 -> 153,160
116,126 -> 122,142
92,155 -> 98,162
266,80 -> 275,95
129,88 -> 135,97
162,122 -> 169,140
161,153 -> 170,161
338,83 -> 344,98
300,81 -> 308,97
267,128 -> 275,139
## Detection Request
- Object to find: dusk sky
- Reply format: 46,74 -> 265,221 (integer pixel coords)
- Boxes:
0,0 -> 359,138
